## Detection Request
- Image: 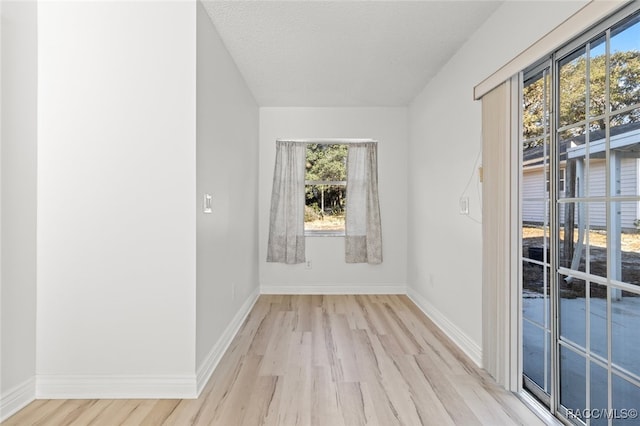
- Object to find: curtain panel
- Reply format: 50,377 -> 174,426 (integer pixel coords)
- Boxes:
266,141 -> 307,264
481,80 -> 516,389
345,143 -> 382,264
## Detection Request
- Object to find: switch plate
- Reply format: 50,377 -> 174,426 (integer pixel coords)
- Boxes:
203,194 -> 212,213
459,197 -> 469,215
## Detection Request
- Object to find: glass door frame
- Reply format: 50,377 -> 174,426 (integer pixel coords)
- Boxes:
518,3 -> 640,424
519,58 -> 558,414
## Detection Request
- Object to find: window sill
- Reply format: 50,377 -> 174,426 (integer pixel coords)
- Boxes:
304,231 -> 345,237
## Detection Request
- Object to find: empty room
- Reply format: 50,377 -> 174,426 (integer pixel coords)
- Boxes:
2,0 -> 640,424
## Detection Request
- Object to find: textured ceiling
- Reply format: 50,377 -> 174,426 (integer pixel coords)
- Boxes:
202,1 -> 502,107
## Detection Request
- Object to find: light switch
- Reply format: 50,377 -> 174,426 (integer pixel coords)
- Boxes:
459,196 -> 469,215
203,194 -> 212,213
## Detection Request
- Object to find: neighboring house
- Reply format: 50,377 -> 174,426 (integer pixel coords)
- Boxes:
522,122 -> 640,230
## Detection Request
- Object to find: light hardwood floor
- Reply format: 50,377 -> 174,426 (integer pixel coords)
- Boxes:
4,295 -> 544,425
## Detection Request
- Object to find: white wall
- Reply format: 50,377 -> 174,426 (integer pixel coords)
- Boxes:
37,1 -> 197,397
259,108 -> 408,293
1,0 -> 38,419
195,2 -> 259,387
407,1 -> 588,365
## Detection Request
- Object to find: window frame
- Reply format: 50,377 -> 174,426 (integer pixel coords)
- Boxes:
303,144 -> 348,237
517,3 -> 640,422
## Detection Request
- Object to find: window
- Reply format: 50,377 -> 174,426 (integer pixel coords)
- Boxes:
546,168 -> 565,192
267,139 -> 382,264
304,144 -> 347,236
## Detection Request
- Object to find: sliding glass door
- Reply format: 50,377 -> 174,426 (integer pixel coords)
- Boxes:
522,65 -> 553,406
521,8 -> 640,424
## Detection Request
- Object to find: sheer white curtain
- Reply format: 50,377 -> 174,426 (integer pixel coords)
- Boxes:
266,141 -> 306,264
345,143 -> 382,264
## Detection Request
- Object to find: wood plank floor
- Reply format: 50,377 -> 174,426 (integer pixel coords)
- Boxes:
3,295 -> 544,425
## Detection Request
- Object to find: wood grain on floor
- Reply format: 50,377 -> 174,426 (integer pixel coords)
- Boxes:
3,295 -> 544,425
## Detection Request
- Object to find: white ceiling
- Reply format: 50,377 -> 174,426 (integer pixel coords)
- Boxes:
202,1 -> 502,107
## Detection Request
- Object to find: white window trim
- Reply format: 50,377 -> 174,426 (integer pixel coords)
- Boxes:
277,138 -> 377,144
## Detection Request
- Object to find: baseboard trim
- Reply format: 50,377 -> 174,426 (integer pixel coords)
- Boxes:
25,286 -> 481,403
33,289 -> 261,400
407,287 -> 483,367
196,288 -> 259,395
1,377 -> 36,422
260,284 -> 406,295
35,374 -> 197,399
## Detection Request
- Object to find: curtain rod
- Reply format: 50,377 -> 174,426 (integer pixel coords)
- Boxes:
276,138 -> 377,144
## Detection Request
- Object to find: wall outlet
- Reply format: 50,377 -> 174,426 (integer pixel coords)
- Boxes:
305,260 -> 312,270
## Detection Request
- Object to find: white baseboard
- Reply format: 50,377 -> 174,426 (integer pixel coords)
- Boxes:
1,377 -> 36,422
33,289 -> 261,400
260,284 -> 406,295
196,288 -> 259,395
35,374 -> 197,399
407,287 -> 483,367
